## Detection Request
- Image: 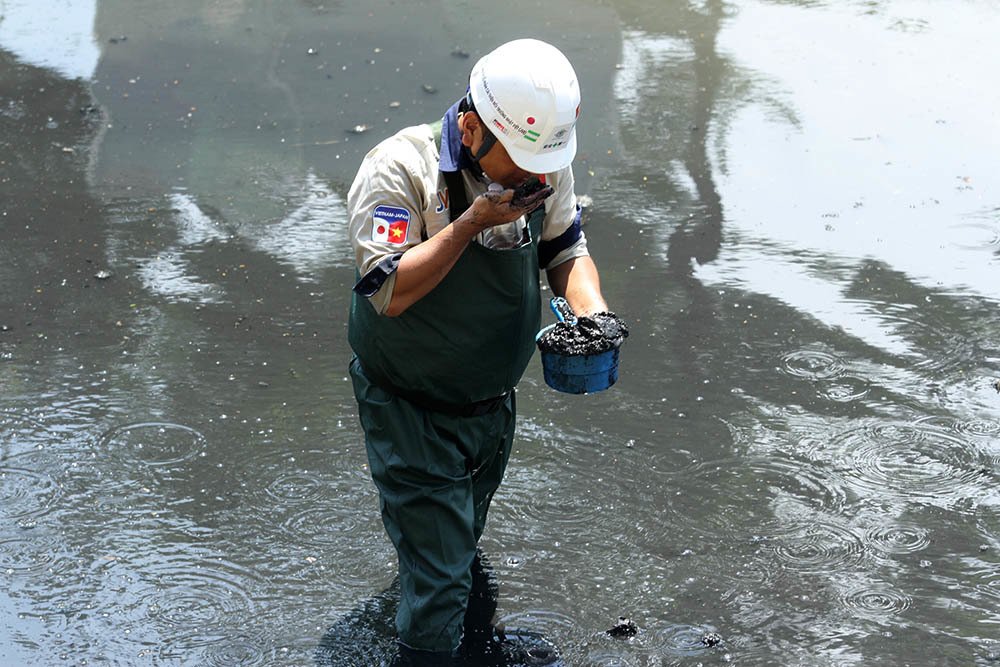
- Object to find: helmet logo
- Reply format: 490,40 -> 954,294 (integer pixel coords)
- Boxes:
526,116 -> 536,125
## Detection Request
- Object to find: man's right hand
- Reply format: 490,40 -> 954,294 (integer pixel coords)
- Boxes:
385,180 -> 551,316
463,181 -> 553,230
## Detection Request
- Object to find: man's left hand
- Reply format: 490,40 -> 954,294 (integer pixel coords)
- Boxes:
577,311 -> 629,346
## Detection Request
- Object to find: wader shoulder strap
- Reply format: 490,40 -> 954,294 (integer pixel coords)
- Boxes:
442,170 -> 469,222
430,119 -> 470,222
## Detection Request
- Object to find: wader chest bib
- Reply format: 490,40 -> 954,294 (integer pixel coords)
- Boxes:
349,124 -> 544,409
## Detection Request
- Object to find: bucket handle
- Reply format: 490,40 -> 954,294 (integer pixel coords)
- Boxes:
550,297 -> 577,325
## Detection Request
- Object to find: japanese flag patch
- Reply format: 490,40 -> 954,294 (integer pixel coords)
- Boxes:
371,205 -> 410,245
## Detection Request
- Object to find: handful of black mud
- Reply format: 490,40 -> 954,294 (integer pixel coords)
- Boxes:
536,311 -> 629,356
510,176 -> 552,209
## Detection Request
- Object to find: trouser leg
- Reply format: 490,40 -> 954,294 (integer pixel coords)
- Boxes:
350,359 -> 514,653
471,391 -> 516,543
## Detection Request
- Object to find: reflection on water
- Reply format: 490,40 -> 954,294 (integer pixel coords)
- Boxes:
2,0 -> 1000,664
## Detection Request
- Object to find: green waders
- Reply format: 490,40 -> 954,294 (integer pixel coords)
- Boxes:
348,132 -> 545,651
349,358 -> 516,652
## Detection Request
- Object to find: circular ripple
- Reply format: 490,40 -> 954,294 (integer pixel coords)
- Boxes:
661,455 -> 849,542
97,422 -> 206,467
279,502 -> 370,549
917,415 -> 1000,439
769,521 -> 865,572
500,471 -> 605,530
0,461 -> 62,520
644,623 -> 722,657
864,521 -> 931,556
947,221 -> 1000,251
498,610 -> 580,642
0,411 -> 57,455
829,421 -> 996,510
840,584 -> 911,619
0,535 -> 59,574
139,565 -> 257,630
157,630 -> 273,666
264,471 -> 325,504
873,304 -> 978,374
818,375 -> 871,403
779,349 -> 846,381
241,447 -> 335,508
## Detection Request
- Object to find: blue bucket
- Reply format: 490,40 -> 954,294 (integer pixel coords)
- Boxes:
535,298 -> 620,394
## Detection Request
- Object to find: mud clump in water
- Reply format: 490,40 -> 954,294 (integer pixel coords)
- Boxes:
606,616 -> 638,639
537,312 -> 629,356
700,631 -> 722,647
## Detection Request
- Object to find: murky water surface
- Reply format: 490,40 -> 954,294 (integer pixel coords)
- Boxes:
2,0 -> 999,664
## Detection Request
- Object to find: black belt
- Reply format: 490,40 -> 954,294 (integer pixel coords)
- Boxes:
360,362 -> 511,418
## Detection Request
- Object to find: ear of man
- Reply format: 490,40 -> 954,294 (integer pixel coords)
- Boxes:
458,111 -> 481,149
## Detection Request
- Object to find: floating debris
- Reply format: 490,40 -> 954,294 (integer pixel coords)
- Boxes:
306,47 -> 319,55
108,35 -> 127,44
451,48 -> 470,58
607,616 -> 638,639
422,84 -> 438,94
94,270 -> 113,280
700,632 -> 723,647
388,101 -> 401,108
577,194 -> 593,209
349,124 -> 371,134
0,325 -> 11,333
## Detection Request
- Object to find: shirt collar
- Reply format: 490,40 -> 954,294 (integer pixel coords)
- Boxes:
438,99 -> 474,173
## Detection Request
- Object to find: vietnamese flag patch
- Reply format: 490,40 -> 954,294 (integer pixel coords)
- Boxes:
372,205 -> 410,245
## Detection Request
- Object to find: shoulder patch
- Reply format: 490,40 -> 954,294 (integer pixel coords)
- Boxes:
372,205 -> 411,245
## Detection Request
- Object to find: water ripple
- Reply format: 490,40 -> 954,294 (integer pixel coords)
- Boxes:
157,629 -> 274,666
96,422 -> 206,467
241,446 -> 336,509
924,416 -> 1000,439
863,521 -> 931,556
499,469 -> 606,530
827,421 -> 999,511
0,455 -> 62,521
769,520 -> 865,573
497,609 -> 580,646
279,503 -> 371,549
840,584 -> 911,620
641,623 -> 724,658
136,560 -> 259,630
818,375 -> 872,403
661,455 -> 850,541
0,410 -> 57,455
878,304 -> 979,374
779,348 -> 846,380
0,535 -> 59,574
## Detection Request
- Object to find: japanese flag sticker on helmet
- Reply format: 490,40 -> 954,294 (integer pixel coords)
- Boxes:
469,39 -> 580,174
372,205 -> 410,245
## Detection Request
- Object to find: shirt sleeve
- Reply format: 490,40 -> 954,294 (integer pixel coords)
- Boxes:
538,165 -> 590,270
347,137 -> 427,314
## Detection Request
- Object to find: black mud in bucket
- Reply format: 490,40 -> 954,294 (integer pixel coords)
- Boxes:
535,298 -> 621,394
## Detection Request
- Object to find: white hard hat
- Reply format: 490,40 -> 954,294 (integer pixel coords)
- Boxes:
468,39 -> 581,174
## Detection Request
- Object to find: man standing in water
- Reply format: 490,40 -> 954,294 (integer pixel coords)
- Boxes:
347,38 -> 626,664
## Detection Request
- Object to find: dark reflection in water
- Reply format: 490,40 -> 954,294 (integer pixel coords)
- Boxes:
3,0 -> 1000,664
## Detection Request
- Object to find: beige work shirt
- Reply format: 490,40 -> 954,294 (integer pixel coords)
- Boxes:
347,123 -> 589,314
